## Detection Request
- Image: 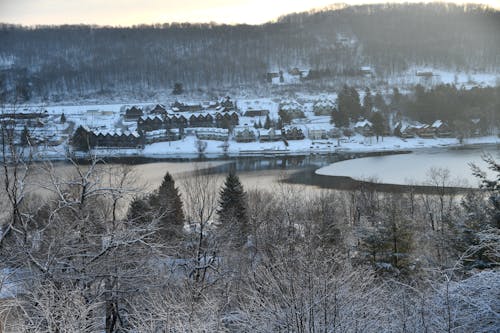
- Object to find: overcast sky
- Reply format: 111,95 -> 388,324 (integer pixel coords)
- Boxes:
0,0 -> 498,26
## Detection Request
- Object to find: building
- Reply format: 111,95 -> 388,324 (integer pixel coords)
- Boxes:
354,120 -> 373,136
195,128 -> 229,141
313,99 -> 335,116
306,124 -> 332,140
234,126 -> 257,142
137,115 -> 164,132
258,128 -> 282,142
143,129 -> 180,143
243,109 -> 269,117
215,111 -> 239,128
72,126 -> 142,149
432,120 -> 452,138
189,113 -> 214,127
124,106 -> 143,121
283,125 -> 305,140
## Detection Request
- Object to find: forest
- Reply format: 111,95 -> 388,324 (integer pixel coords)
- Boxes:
0,3 -> 499,100
0,133 -> 499,331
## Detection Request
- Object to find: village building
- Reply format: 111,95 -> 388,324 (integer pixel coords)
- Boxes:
234,126 -> 257,142
72,126 -> 142,149
279,100 -> 305,122
354,119 -> 374,136
150,104 -> 168,115
431,120 -> 452,138
188,113 -> 214,127
143,129 -> 181,143
283,125 -> 305,140
165,114 -> 188,129
258,128 -> 282,142
137,115 -> 164,132
243,109 -> 269,117
215,111 -> 239,128
195,128 -> 229,141
306,124 -> 332,140
172,101 -> 203,112
313,99 -> 335,116
124,106 -> 143,121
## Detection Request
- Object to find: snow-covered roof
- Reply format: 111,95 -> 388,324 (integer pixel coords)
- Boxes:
354,120 -> 373,128
195,128 -> 228,134
431,120 -> 443,128
139,115 -> 163,121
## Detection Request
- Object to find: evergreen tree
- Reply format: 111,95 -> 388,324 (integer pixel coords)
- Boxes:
217,171 -> 248,246
374,92 -> 387,114
337,85 -> 362,122
370,112 -> 386,142
127,196 -> 152,225
172,82 -> 183,95
150,172 -> 185,239
363,87 -> 373,116
330,107 -> 349,128
60,112 -> 66,124
391,87 -> 402,109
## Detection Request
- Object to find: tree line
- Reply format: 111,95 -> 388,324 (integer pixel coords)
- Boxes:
0,3 -> 499,101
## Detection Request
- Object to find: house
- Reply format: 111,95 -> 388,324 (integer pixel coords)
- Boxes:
279,100 -> 305,123
215,111 -> 239,128
195,128 -> 229,141
124,106 -> 143,121
258,128 -> 282,142
234,126 -> 256,142
266,72 -> 280,83
354,120 -> 373,136
306,124 -> 331,140
313,99 -> 335,116
416,71 -> 434,78
432,120 -> 452,138
417,125 -> 435,138
244,109 -> 269,117
283,125 -> 305,140
137,115 -> 164,132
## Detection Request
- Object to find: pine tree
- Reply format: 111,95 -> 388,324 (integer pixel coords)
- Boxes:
60,113 -> 66,124
218,171 -> 248,246
370,112 -> 386,142
331,107 -> 349,128
363,87 -> 373,116
172,82 -> 183,95
150,172 -> 185,239
127,196 -> 152,225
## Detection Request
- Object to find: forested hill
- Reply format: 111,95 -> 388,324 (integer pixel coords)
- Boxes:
0,3 -> 499,101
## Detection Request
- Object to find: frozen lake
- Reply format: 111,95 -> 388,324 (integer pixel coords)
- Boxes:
315,146 -> 500,187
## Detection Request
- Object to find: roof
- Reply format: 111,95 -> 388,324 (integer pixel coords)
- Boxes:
354,119 -> 373,128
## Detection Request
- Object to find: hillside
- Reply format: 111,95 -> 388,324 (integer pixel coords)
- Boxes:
0,3 -> 499,101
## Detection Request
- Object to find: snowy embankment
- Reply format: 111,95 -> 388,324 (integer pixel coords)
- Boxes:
32,134 -> 498,161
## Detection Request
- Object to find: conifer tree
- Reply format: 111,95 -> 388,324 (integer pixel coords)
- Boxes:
363,87 -> 373,116
263,115 -> 272,129
150,172 -> 185,239
20,125 -> 30,146
60,112 -> 66,124
217,171 -> 248,246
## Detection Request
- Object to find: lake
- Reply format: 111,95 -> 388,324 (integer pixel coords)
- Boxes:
315,146 -> 499,188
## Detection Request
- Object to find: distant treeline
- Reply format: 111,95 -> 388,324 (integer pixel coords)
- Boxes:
0,3 -> 499,100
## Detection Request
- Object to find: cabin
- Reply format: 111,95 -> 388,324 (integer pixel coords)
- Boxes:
124,106 -> 143,121
266,72 -> 281,83
258,128 -> 282,142
354,120 -> 373,136
313,99 -> 335,116
432,120 -> 453,138
416,125 -> 435,138
215,111 -> 239,128
360,66 -> 374,77
234,126 -> 256,142
137,115 -> 164,132
195,128 -> 229,141
283,125 -> 305,140
244,109 -> 269,117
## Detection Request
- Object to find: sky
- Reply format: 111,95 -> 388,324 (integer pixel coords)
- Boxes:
0,0 -> 499,26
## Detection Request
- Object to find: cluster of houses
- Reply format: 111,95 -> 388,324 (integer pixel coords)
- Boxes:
394,120 -> 453,139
